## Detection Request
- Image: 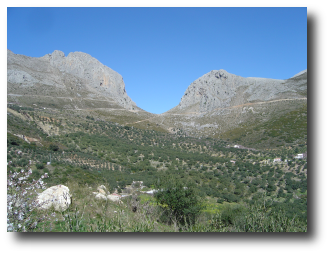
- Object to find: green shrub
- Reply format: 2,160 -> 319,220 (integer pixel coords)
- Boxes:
154,175 -> 204,226
220,204 -> 246,226
36,163 -> 44,169
49,144 -> 59,151
17,158 -> 29,167
234,203 -> 307,232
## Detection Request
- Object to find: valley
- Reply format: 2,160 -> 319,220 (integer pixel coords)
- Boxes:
7,102 -> 307,232
7,50 -> 307,232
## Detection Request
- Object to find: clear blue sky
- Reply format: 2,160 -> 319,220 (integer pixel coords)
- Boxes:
7,7 -> 307,114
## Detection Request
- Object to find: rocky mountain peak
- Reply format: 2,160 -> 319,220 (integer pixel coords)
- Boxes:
170,69 -> 307,114
51,50 -> 65,58
8,50 -> 137,110
212,69 -> 229,79
291,69 -> 307,78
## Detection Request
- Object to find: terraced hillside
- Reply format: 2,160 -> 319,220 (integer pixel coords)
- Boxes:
7,50 -> 307,149
7,49 -> 167,132
7,103 -> 307,232
158,69 -> 307,148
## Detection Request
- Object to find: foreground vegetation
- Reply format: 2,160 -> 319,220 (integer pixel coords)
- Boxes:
7,104 -> 307,232
7,170 -> 307,232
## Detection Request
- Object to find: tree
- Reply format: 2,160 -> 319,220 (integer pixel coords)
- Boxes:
36,162 -> 44,169
222,193 -> 239,203
154,175 -> 204,227
49,143 -> 59,152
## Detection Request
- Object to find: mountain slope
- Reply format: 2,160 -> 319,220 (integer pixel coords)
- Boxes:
7,50 -> 168,132
166,69 -> 307,114
7,49 -> 136,110
156,69 -> 307,148
7,50 -> 307,148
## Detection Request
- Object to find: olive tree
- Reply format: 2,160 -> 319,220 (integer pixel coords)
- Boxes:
154,175 -> 204,227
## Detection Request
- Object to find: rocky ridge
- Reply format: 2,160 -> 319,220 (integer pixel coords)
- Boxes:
7,49 -> 137,110
167,69 -> 307,114
154,68 -> 307,147
7,50 -> 307,147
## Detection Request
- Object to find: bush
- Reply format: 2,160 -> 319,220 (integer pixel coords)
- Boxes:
7,167 -> 50,232
220,204 -> 246,226
154,175 -> 204,227
234,203 -> 307,232
36,163 -> 44,169
222,193 -> 239,203
17,158 -> 29,167
49,144 -> 59,152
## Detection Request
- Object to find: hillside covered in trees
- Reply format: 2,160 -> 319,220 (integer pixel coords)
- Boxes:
7,104 -> 307,232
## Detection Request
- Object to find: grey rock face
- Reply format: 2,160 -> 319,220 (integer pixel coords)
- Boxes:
291,69 -> 307,78
171,69 -> 307,114
7,49 -> 136,110
7,69 -> 37,86
283,70 -> 307,93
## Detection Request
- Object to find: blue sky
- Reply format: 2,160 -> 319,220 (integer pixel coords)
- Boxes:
7,7 -> 307,114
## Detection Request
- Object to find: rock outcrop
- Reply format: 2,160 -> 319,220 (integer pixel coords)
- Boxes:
7,49 -> 136,110
168,69 -> 307,114
159,68 -> 307,145
7,49 -> 307,147
92,185 -> 122,202
291,69 -> 307,78
107,194 -> 121,202
36,185 -> 71,212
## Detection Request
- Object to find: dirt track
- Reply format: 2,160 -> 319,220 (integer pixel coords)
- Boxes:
8,93 -> 307,126
163,97 -> 307,116
7,93 -> 115,102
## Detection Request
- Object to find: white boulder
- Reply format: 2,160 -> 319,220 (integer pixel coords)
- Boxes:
98,189 -> 106,195
107,194 -> 120,202
36,185 -> 71,211
98,185 -> 107,190
92,185 -> 122,202
97,185 -> 107,194
95,193 -> 107,200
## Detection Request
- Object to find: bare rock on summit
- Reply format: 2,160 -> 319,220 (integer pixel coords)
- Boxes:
7,49 -> 136,110
169,69 -> 307,114
291,69 -> 307,78
160,68 -> 307,143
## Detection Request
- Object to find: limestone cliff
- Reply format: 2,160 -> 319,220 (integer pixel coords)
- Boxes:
168,69 -> 307,114
7,49 -> 136,110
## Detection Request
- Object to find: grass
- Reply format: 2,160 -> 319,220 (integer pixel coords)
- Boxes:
7,164 -> 307,232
